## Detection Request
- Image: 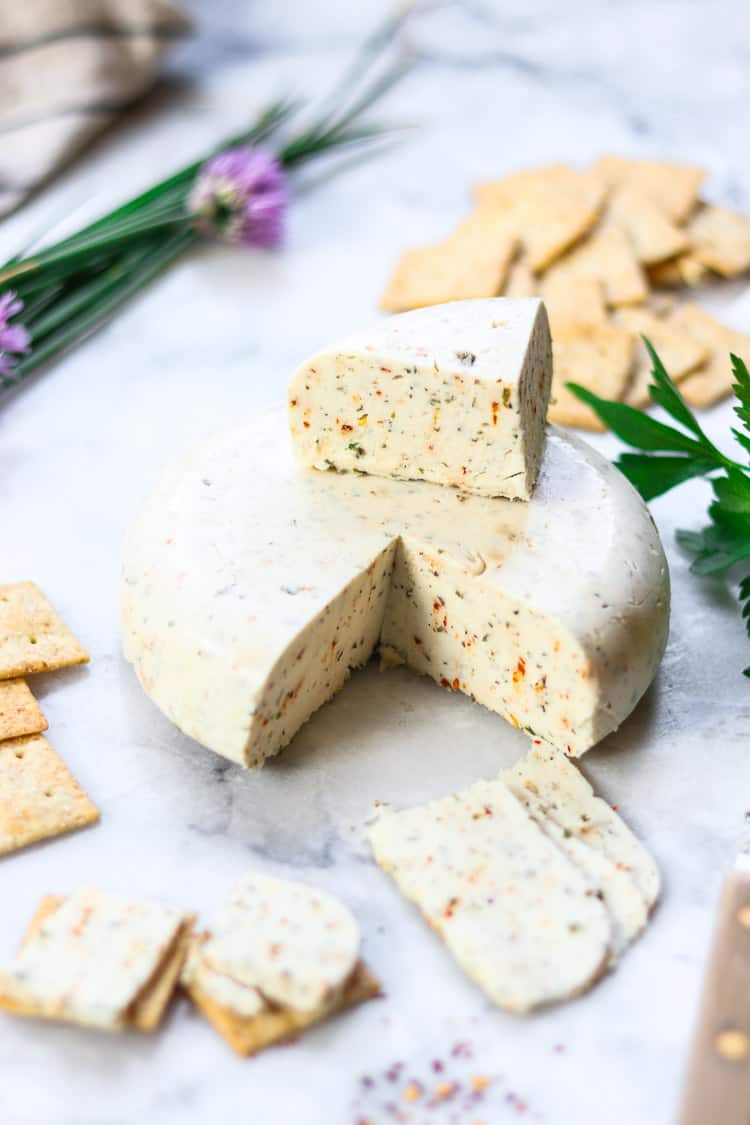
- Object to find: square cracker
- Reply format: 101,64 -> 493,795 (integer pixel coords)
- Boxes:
687,203 -> 750,277
183,936 -> 380,1057
539,277 -> 608,329
541,223 -> 649,307
670,304 -> 750,408
0,734 -> 99,856
0,895 -> 194,1031
0,679 -> 47,740
379,219 -> 516,313
548,323 -> 635,430
607,186 -> 689,265
0,582 -> 88,680
614,307 -> 708,407
594,157 -> 705,223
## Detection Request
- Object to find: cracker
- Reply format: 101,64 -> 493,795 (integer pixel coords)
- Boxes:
670,303 -> 750,408
607,186 -> 690,265
547,323 -> 635,430
614,307 -> 708,407
539,277 -> 607,329
0,678 -> 47,740
594,156 -> 705,223
541,223 -> 649,307
0,734 -> 99,856
474,166 -> 605,272
501,253 -> 537,297
183,937 -> 380,1056
369,779 -> 612,1013
379,221 -> 516,312
0,582 -> 88,680
0,890 -> 192,1031
647,253 -> 708,288
686,203 -> 750,278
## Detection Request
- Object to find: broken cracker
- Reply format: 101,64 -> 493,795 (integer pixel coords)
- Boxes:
0,582 -> 88,680
0,678 -> 47,740
594,156 -> 705,223
0,734 -> 99,857
687,203 -> 750,278
184,935 -> 380,1057
670,303 -> 750,408
607,185 -> 689,265
614,306 -> 708,407
0,890 -> 193,1031
540,223 -> 649,307
379,220 -> 516,312
548,323 -> 635,430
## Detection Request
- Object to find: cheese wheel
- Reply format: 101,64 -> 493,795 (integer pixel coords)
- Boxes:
288,298 -> 552,500
121,408 -> 669,767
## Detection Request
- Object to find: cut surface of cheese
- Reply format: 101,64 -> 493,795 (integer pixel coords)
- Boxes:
368,778 -> 613,1012
288,298 -> 552,500
121,408 -> 669,767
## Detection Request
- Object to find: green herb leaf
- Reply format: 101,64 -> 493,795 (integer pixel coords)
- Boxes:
564,382 -> 707,455
617,452 -> 717,501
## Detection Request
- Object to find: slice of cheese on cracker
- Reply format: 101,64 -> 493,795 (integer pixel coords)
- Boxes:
0,889 -> 193,1031
369,779 -> 613,1013
181,874 -> 378,1055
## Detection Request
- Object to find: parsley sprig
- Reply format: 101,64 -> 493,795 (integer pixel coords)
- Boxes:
568,341 -> 750,675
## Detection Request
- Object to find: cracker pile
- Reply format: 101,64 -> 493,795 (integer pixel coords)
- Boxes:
0,874 -> 379,1052
381,157 -> 750,429
0,581 -> 98,856
369,741 -> 659,1013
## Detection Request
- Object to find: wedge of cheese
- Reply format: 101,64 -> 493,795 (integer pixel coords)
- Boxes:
368,778 -> 613,1012
121,408 -> 669,767
288,298 -> 552,500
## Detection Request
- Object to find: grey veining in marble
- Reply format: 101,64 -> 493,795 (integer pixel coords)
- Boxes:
2,2 -> 750,1123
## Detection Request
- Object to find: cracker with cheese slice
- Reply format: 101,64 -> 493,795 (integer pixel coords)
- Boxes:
540,223 -> 649,307
181,873 -> 379,1055
369,779 -> 613,1013
548,322 -> 635,431
686,203 -> 750,278
0,582 -> 88,679
670,304 -> 750,408
505,742 -> 660,909
0,678 -> 47,740
0,889 -> 194,1031
0,734 -> 99,856
613,306 -> 708,408
593,156 -> 705,224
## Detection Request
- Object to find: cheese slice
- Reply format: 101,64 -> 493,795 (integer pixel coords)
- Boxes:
504,741 -> 660,909
288,298 -> 552,501
0,888 -> 184,1030
368,779 -> 613,1012
195,873 -> 360,1014
121,408 -> 669,767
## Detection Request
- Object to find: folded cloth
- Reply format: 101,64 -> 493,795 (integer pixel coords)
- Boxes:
0,0 -> 190,216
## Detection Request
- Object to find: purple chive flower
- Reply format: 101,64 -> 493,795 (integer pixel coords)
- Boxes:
189,146 -> 288,248
0,291 -> 30,377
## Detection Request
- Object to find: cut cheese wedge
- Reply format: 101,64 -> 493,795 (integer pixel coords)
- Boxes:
288,298 -> 552,500
121,408 -> 669,767
368,778 -> 613,1012
504,741 -> 660,909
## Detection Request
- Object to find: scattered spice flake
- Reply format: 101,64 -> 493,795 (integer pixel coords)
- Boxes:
402,1080 -> 423,1103
455,350 -> 476,366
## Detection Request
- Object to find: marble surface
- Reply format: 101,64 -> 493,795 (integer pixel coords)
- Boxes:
2,2 -> 750,1123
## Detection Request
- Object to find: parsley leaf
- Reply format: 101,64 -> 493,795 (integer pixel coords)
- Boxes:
568,341 -> 750,676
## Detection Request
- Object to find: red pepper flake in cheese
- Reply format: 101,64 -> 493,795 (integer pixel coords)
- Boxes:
491,401 -> 499,426
513,658 -> 526,683
452,677 -> 460,690
340,423 -> 353,433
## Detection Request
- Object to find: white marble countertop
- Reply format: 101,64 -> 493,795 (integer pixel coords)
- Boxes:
3,2 -> 750,1123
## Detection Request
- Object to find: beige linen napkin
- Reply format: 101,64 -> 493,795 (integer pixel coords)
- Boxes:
0,0 -> 190,216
